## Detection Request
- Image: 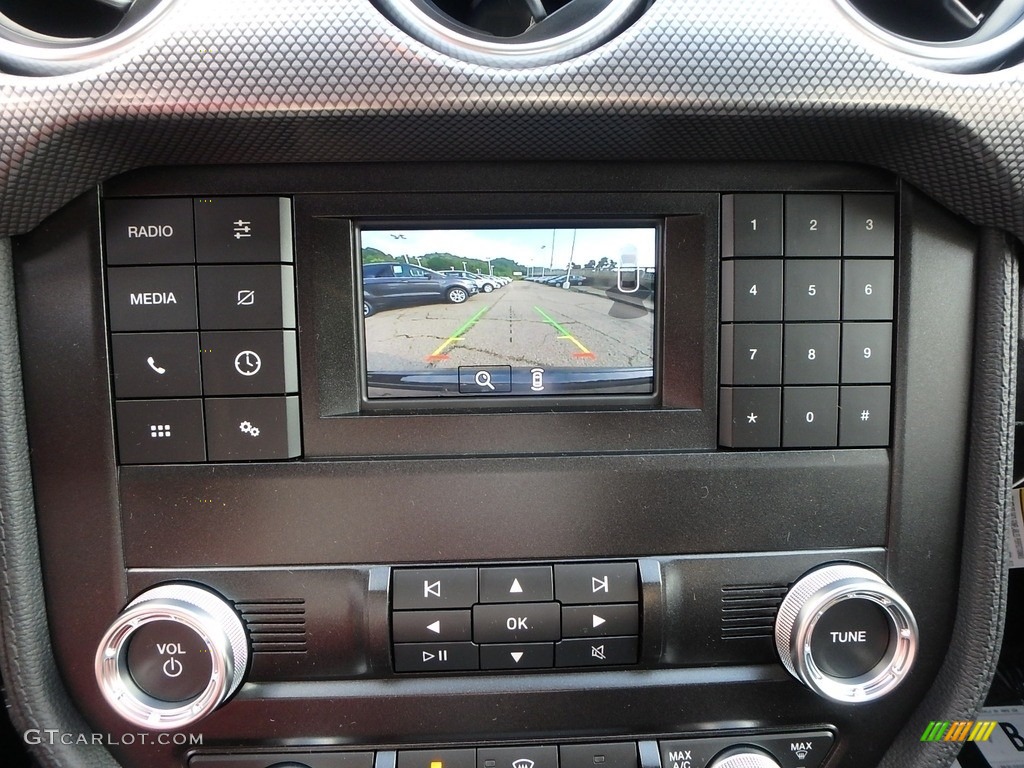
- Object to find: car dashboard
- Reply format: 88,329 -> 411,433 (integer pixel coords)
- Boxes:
0,2 -> 1019,768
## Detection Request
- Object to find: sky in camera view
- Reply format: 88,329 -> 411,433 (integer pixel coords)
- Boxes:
361,227 -> 657,269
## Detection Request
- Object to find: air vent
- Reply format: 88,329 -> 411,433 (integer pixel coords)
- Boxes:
0,0 -> 177,76
720,584 -> 787,641
235,598 -> 308,655
837,0 -> 1024,72
374,0 -> 649,68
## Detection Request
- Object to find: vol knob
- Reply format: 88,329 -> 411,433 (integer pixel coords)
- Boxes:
95,583 -> 249,729
774,563 -> 918,703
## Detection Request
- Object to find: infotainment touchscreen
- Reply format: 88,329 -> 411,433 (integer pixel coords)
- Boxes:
358,225 -> 657,399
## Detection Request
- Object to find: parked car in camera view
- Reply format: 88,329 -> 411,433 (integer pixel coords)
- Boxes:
362,262 -> 479,316
442,269 -> 505,293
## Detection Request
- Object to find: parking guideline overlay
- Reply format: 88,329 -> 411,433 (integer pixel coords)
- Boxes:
533,306 -> 596,360
426,304 -> 492,361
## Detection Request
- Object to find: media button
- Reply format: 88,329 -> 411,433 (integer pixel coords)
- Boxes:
459,366 -> 512,394
107,266 -> 198,332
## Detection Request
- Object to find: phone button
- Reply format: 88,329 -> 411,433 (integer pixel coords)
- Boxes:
111,333 -> 201,399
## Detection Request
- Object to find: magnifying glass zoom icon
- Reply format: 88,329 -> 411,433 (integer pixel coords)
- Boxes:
475,370 -> 495,390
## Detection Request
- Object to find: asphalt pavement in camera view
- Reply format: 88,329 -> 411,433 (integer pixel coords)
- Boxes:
364,279 -> 654,371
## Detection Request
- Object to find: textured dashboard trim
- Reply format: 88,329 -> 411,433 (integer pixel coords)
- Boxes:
880,230 -> 1016,767
0,237 -> 118,767
1,0 -> 1024,240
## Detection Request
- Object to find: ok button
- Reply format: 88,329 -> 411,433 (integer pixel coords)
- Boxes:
473,602 -> 561,643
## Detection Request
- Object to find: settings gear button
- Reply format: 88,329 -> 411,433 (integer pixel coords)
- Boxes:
205,396 -> 301,462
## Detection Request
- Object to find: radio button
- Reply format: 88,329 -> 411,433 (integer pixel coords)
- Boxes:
721,260 -> 783,322
473,602 -> 561,643
783,260 -> 841,321
204,396 -> 301,462
392,610 -> 472,643
720,324 -> 782,386
397,750 -> 477,768
479,566 -> 553,603
840,323 -> 892,384
105,198 -> 195,266
561,604 -> 639,638
199,330 -> 298,396
782,387 -> 838,449
843,194 -> 895,257
478,746 -> 557,768
393,642 -> 479,673
839,386 -> 891,447
718,387 -> 781,449
842,260 -> 895,321
560,744 -> 637,768
194,197 -> 293,264
555,636 -> 638,667
198,264 -> 296,330
479,643 -> 554,670
393,568 -> 478,610
554,562 -> 638,605
785,194 -> 842,257
726,194 -> 783,258
107,266 -> 198,332
783,324 -> 840,385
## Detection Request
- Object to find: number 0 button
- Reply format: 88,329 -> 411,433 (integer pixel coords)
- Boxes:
783,387 -> 838,448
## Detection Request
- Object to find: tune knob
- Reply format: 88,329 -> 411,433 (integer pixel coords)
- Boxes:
95,583 -> 249,729
708,750 -> 781,768
774,563 -> 918,703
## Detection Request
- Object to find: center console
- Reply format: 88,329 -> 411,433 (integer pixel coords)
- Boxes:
12,163 -> 982,768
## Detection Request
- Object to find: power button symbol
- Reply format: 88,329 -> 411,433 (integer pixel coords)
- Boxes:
162,657 -> 183,678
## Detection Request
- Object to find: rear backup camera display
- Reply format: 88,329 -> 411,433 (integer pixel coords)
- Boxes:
359,225 -> 657,398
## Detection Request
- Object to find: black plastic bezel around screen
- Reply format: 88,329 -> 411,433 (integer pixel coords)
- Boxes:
355,217 -> 663,409
297,192 -> 719,457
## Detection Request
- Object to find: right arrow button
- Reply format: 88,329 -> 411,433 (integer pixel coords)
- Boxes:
561,604 -> 639,638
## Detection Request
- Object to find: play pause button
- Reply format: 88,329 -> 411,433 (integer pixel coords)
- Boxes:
394,643 -> 479,672
479,643 -> 554,670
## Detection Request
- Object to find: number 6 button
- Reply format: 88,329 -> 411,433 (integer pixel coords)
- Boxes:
843,261 -> 894,321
